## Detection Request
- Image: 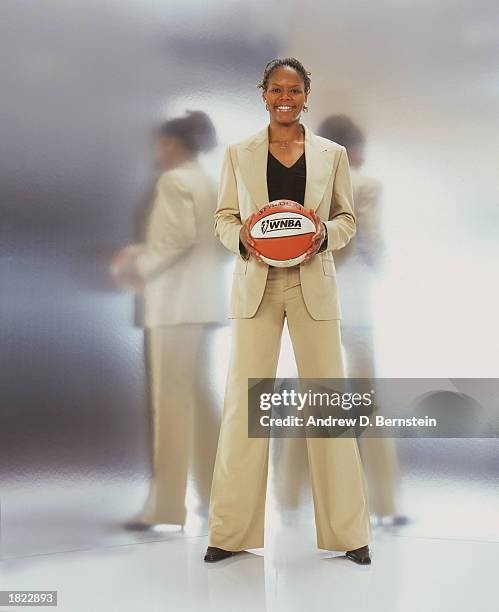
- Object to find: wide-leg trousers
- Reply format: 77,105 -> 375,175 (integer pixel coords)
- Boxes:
207,265 -> 371,551
137,324 -> 221,525
342,324 -> 401,518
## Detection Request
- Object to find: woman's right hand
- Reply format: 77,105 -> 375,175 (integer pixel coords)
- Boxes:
109,245 -> 146,292
239,213 -> 263,262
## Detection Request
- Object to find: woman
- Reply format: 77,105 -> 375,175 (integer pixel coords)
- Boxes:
318,115 -> 406,526
204,59 -> 372,564
111,111 -> 228,528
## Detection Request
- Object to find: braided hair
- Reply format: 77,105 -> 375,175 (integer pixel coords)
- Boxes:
158,110 -> 217,154
257,57 -> 311,94
317,115 -> 365,151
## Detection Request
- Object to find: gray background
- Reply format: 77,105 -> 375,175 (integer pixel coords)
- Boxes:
1,0 -> 498,558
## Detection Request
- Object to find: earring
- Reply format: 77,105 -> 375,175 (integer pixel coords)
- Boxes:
303,104 -> 309,113
265,102 -> 269,111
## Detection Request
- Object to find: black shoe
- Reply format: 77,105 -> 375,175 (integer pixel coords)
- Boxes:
124,521 -> 154,531
204,546 -> 234,563
377,514 -> 410,528
346,545 -> 371,565
391,515 -> 410,527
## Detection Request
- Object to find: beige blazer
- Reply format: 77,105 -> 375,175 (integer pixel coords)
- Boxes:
214,123 -> 356,320
335,170 -> 383,270
334,170 -> 383,326
136,159 -> 229,327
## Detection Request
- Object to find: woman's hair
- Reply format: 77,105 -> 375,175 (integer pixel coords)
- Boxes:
317,115 -> 365,150
158,110 -> 217,153
257,57 -> 311,94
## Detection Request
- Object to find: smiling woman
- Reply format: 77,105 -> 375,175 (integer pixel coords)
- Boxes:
204,57 -> 372,566
258,58 -> 310,164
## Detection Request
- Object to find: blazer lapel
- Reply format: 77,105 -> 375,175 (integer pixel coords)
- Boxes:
238,126 -> 269,210
237,123 -> 335,211
303,124 -> 335,211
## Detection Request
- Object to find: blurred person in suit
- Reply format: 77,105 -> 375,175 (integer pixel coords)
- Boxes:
317,115 -> 407,526
111,111 -> 229,528
204,58 -> 371,565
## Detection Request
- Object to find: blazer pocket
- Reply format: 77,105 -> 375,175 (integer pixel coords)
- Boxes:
233,256 -> 248,275
321,256 -> 336,277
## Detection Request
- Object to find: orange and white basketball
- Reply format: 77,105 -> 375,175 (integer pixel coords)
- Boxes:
249,200 -> 317,267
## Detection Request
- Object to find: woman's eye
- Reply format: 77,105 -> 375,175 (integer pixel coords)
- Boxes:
271,88 -> 280,93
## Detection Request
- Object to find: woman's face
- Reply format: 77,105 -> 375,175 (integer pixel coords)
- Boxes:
262,66 -> 308,125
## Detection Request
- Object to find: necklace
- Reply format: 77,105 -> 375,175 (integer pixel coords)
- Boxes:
269,126 -> 305,150
270,139 -> 305,151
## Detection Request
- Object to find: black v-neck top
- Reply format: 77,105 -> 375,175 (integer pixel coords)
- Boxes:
267,151 -> 306,205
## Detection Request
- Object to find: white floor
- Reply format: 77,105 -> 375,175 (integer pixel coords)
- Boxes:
1,524 -> 496,612
1,441 -> 497,611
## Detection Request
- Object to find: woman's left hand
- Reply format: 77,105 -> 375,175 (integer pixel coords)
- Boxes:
303,211 -> 326,262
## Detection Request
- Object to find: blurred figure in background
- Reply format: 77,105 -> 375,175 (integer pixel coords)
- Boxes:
317,114 -> 407,526
111,111 -> 228,528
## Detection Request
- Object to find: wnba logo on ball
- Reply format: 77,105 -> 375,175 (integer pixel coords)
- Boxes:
261,217 -> 302,235
249,200 -> 316,267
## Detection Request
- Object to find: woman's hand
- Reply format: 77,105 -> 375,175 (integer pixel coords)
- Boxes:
110,245 -> 146,292
239,213 -> 263,263
303,210 -> 326,262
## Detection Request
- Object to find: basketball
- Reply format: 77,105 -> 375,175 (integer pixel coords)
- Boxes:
249,200 -> 317,267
